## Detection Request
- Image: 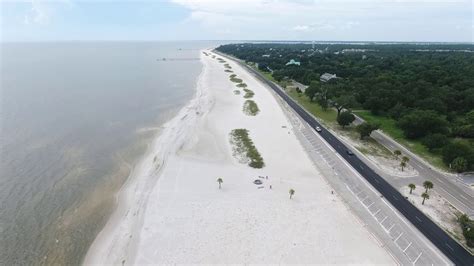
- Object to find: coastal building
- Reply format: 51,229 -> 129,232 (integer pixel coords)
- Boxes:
320,73 -> 337,82
286,59 -> 301,66
291,80 -> 308,93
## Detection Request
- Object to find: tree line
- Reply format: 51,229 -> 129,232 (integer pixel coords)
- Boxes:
216,43 -> 474,172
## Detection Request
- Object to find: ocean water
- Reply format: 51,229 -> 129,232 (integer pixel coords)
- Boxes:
0,41 -> 216,265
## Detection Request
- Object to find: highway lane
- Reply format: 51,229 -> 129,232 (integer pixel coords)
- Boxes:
215,50 -> 474,265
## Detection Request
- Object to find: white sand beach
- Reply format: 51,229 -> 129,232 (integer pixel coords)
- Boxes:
84,50 -> 394,264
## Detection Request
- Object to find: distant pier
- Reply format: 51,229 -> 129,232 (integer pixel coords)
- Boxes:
157,58 -> 200,61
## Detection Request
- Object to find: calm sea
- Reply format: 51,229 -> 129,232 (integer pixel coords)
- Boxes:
0,41 -> 216,265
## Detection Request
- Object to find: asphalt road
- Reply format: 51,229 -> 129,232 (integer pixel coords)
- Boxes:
370,128 -> 474,217
215,50 -> 474,265
351,115 -> 474,218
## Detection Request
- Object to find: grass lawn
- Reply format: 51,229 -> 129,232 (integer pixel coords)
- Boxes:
286,89 -> 338,125
354,110 -> 448,170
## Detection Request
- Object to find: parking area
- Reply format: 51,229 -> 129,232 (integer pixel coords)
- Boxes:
346,183 -> 431,265
277,100 -> 450,265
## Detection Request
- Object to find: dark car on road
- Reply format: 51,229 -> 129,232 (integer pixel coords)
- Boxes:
346,150 -> 354,156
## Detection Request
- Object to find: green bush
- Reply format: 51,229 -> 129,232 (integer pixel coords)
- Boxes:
337,111 -> 355,128
243,100 -> 260,116
459,214 -> 474,247
230,77 -> 243,83
230,129 -> 265,168
355,122 -> 380,139
243,89 -> 255,98
442,141 -> 474,170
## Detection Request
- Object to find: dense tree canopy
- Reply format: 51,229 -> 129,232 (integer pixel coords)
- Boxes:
398,110 -> 449,139
217,43 -> 474,171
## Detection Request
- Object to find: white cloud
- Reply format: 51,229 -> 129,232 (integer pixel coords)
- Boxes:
24,0 -> 51,25
170,0 -> 472,41
22,0 -> 73,25
292,25 -> 312,32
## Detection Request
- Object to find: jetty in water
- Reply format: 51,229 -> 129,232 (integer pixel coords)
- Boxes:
157,58 -> 200,61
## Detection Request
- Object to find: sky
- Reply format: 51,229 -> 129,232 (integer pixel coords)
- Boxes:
1,0 -> 473,42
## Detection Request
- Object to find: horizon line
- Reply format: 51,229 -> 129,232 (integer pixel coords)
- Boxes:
1,39 -> 474,45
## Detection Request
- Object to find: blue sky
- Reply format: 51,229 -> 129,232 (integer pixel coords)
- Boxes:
1,0 -> 473,42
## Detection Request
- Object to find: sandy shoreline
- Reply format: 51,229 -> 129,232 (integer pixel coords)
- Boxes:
84,49 -> 394,264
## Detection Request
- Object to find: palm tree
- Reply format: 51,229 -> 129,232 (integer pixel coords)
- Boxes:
408,183 -> 416,194
289,189 -> 295,199
402,156 -> 410,163
217,178 -> 223,189
421,192 -> 430,205
400,161 -> 407,171
423,180 -> 433,193
393,150 -> 401,160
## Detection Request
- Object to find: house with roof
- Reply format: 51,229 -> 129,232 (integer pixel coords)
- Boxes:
285,59 -> 301,66
320,73 -> 337,83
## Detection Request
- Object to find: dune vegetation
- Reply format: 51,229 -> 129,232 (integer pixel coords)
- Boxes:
243,88 -> 255,98
229,128 -> 265,168
243,100 -> 260,116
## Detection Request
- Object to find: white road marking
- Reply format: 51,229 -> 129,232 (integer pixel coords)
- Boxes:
403,242 -> 412,252
395,232 -> 403,242
388,224 -> 395,232
445,243 -> 454,251
413,252 -> 423,264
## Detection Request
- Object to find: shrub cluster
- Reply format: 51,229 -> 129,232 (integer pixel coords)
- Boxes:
243,89 -> 255,98
230,129 -> 265,168
243,100 -> 260,116
459,214 -> 474,247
